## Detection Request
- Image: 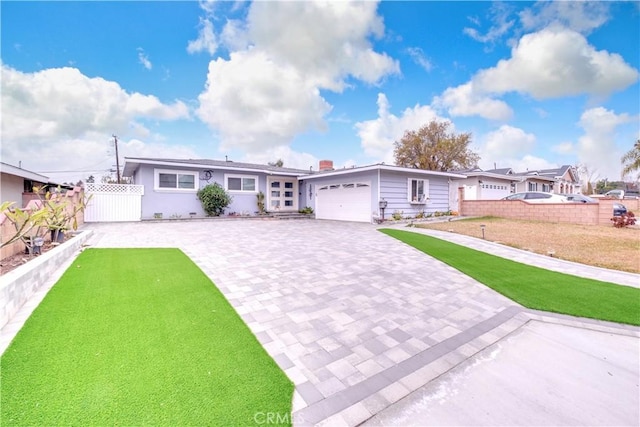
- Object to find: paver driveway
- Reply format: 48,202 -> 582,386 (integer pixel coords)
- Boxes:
84,219 -> 519,425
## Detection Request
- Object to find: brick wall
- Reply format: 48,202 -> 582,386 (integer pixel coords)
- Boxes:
1,187 -> 86,261
459,191 -> 639,226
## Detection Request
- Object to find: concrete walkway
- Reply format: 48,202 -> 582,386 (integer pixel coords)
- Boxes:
2,219 -> 638,426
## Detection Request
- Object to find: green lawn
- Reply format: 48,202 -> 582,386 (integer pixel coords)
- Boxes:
1,248 -> 293,426
381,229 -> 640,326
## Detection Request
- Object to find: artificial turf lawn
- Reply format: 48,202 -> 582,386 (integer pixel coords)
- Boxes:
1,248 -> 293,426
381,229 -> 640,326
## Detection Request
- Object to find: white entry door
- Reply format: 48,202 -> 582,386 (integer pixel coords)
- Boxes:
267,177 -> 298,211
315,182 -> 371,222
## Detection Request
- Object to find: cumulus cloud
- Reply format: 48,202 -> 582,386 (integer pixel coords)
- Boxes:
435,26 -> 638,120
196,50 -> 332,152
1,65 -> 193,182
187,17 -> 218,56
520,1 -> 610,34
474,26 -> 638,99
476,125 -> 556,172
576,107 -> 636,179
243,145 -> 318,171
481,125 -> 536,160
551,142 -> 574,155
197,0 -> 399,160
435,82 -> 513,121
355,93 -> 444,162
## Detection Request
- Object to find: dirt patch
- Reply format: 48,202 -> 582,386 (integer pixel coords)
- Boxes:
0,238 -> 68,276
417,217 -> 640,274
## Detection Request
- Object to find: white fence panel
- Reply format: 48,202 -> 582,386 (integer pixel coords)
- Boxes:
84,184 -> 144,222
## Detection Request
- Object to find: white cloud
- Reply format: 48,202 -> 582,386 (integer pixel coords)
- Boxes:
434,26 -> 638,121
187,17 -> 218,56
463,2 -> 515,45
476,126 -> 556,173
576,107 -> 636,179
244,1 -> 398,91
519,1 -> 610,34
473,26 -> 639,99
551,142 -> 574,155
434,82 -> 513,121
196,50 -> 332,152
137,47 -> 152,70
1,66 -> 189,141
1,65 -> 193,183
197,0 -> 399,158
481,125 -> 536,165
406,47 -> 432,72
355,93 -> 444,162
242,145 -> 318,172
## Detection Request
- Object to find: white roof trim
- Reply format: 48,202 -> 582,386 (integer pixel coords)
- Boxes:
0,162 -> 49,182
123,158 -> 305,177
302,164 -> 466,180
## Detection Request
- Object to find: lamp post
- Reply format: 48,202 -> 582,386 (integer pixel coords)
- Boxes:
480,224 -> 486,239
379,199 -> 388,221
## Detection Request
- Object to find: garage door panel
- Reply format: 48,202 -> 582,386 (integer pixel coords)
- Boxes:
316,182 -> 371,223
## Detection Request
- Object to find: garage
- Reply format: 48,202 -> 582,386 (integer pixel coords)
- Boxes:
315,182 -> 371,222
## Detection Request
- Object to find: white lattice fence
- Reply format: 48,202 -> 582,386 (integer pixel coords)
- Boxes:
84,184 -> 145,222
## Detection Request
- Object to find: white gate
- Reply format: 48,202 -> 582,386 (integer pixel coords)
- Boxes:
84,183 -> 144,222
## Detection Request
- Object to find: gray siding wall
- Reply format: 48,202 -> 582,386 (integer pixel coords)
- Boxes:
136,165 -> 281,219
302,170 -> 379,214
1,173 -> 24,206
380,170 -> 452,217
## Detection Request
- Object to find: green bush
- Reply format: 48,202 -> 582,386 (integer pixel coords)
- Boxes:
197,183 -> 232,216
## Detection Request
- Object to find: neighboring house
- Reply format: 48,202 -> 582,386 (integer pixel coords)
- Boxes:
0,162 -> 50,207
453,168 -> 516,200
122,157 -> 466,222
454,165 -> 582,200
535,165 -> 581,194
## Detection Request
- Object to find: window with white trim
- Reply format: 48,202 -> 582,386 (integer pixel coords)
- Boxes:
408,178 -> 428,203
528,182 -> 538,191
225,174 -> 258,192
154,169 -> 198,191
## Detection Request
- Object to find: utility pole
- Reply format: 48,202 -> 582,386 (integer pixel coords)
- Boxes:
113,134 -> 121,184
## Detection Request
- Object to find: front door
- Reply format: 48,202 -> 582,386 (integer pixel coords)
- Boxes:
267,177 -> 298,212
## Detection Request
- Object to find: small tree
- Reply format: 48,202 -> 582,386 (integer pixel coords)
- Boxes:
197,183 -> 232,216
394,119 -> 479,171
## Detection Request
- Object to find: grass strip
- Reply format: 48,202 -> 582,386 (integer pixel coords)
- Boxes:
380,229 -> 640,326
1,248 -> 293,426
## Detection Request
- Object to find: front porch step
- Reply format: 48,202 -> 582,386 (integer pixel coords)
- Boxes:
269,212 -> 314,220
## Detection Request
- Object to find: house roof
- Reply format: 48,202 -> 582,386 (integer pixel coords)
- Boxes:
459,170 -> 520,181
0,162 -> 50,182
484,168 -> 514,175
123,157 -> 468,180
301,163 -> 467,180
123,157 -> 311,177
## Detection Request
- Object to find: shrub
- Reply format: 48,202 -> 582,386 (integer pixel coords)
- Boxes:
299,206 -> 314,215
392,210 -> 404,220
611,211 -> 636,228
197,183 -> 232,217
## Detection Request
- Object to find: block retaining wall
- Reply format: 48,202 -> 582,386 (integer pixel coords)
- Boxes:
0,230 -> 93,330
459,195 -> 639,226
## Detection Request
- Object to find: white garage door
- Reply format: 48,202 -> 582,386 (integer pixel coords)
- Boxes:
316,182 -> 371,222
482,182 -> 510,200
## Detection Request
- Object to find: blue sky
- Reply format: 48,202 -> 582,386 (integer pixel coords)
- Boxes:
2,1 -> 638,184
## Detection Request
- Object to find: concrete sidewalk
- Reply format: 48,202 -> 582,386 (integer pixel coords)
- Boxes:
364,319 -> 640,426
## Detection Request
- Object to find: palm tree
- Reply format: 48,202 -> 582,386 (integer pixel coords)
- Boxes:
621,140 -> 640,179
